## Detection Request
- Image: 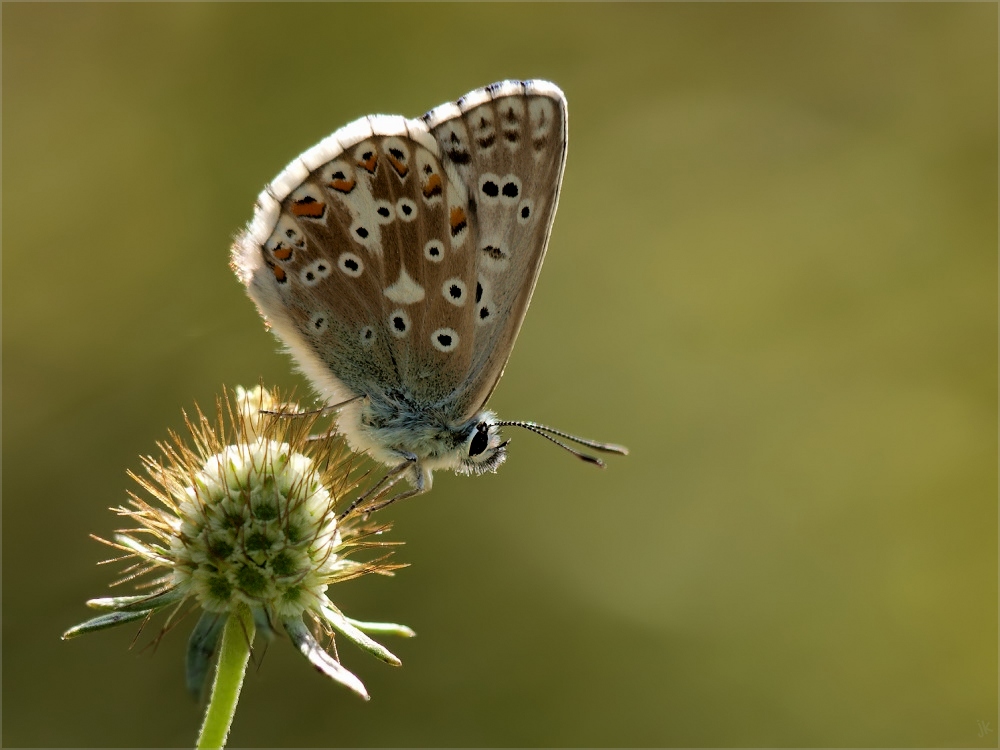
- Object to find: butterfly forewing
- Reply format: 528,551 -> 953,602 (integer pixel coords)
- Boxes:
424,81 -> 567,419
232,80 -> 566,424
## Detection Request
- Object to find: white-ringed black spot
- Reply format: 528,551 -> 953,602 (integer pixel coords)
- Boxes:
299,259 -> 332,287
499,174 -> 522,204
478,173 -> 502,200
388,309 -> 410,338
475,282 -> 483,303
442,277 -> 467,307
431,327 -> 459,353
375,201 -> 395,224
516,198 -> 535,226
478,305 -> 491,322
356,226 -> 369,239
309,312 -> 329,334
396,197 -> 418,222
337,252 -> 363,278
424,239 -> 445,262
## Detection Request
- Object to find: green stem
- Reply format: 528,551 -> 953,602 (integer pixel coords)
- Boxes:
196,604 -> 255,750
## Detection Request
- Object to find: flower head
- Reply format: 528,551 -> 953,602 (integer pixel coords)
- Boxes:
64,385 -> 413,701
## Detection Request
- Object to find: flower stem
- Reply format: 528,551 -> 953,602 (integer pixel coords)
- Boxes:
196,604 -> 255,749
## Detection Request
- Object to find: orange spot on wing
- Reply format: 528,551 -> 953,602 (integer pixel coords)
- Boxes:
387,154 -> 408,178
272,245 -> 293,261
357,152 -> 378,174
450,206 -> 467,236
422,173 -> 442,198
330,178 -> 356,194
271,264 -> 287,283
291,199 -> 326,219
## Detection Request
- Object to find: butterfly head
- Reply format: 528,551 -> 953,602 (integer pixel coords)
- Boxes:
456,414 -> 508,476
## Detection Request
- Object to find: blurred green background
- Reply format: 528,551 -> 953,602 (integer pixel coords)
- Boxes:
3,3 -> 996,747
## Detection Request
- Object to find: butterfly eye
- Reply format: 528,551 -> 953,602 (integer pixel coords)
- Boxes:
469,423 -> 490,457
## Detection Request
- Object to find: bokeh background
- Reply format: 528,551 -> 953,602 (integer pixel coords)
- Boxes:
3,3 -> 996,747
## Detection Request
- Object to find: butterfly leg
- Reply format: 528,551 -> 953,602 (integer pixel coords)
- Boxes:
306,427 -> 338,443
358,463 -> 429,516
338,453 -> 421,520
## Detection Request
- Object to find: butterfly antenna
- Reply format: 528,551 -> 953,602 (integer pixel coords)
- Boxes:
262,394 -> 366,418
497,422 -> 618,468
497,421 -> 629,456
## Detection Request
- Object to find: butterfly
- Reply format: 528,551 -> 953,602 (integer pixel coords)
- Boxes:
231,80 -> 626,512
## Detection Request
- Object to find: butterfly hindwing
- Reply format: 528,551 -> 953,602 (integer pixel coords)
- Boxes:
232,116 -> 479,407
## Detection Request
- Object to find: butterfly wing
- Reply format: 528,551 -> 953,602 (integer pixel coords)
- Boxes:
231,116 -> 480,408
423,80 -> 568,420
231,80 -> 566,425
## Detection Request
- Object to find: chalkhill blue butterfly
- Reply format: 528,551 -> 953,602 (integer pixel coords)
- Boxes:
232,80 -> 626,512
